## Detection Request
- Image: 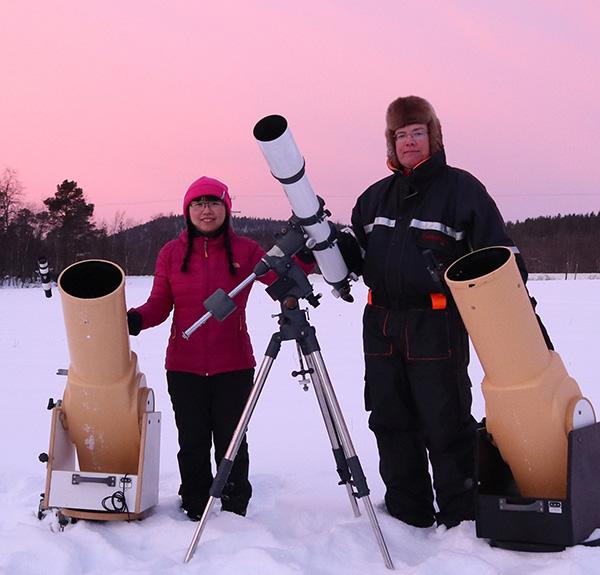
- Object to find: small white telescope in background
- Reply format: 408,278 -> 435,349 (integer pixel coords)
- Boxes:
37,256 -> 52,298
253,114 -> 354,302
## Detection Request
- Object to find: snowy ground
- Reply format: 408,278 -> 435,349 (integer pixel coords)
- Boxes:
2,274 -> 600,574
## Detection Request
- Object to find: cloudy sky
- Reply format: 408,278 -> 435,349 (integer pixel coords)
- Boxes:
2,0 -> 598,226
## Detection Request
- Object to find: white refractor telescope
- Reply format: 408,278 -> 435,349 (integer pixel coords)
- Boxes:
253,114 -> 354,302
39,260 -> 160,522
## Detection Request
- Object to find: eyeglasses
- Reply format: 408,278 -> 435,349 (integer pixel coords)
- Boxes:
394,128 -> 428,142
189,200 -> 223,210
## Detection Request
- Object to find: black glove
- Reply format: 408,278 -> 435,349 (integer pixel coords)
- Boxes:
127,310 -> 142,336
336,228 -> 363,276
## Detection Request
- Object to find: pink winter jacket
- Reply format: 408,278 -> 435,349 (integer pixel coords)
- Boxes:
132,229 -> 271,376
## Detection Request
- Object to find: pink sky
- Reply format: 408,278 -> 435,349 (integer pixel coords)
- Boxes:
1,1 -> 599,227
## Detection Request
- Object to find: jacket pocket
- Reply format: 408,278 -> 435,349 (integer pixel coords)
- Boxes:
405,309 -> 451,360
413,228 -> 457,268
363,305 -> 393,356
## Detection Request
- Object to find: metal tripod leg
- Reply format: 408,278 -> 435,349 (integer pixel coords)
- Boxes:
306,350 -> 395,570
184,354 -> 275,563
304,352 -> 360,518
183,312 -> 394,569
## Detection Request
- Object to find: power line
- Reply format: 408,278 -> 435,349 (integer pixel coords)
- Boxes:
92,191 -> 600,208
494,193 -> 600,198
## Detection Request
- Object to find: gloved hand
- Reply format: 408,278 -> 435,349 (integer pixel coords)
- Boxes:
336,227 -> 363,275
127,310 -> 142,336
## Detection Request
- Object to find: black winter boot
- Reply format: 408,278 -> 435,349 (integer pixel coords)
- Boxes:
220,481 -> 249,516
181,494 -> 209,521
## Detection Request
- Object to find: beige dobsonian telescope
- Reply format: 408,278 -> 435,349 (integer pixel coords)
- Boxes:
40,260 -> 160,522
445,246 -> 595,500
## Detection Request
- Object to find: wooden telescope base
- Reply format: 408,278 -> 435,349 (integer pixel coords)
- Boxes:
60,507 -> 152,522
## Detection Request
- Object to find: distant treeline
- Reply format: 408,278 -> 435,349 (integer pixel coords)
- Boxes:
1,171 -> 599,285
506,213 -> 600,275
102,212 -> 600,276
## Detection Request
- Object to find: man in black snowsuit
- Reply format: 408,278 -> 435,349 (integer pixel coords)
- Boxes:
340,96 -> 534,529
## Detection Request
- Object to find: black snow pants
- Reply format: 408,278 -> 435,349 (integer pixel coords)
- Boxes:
362,303 -> 477,528
166,369 -> 254,509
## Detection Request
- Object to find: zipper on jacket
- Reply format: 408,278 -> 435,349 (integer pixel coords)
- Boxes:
386,183 -> 419,296
204,237 -> 208,258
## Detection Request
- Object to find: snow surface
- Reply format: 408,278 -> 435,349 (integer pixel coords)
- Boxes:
2,275 -> 600,575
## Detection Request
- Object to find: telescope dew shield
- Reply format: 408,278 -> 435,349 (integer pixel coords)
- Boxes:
445,246 -> 594,499
253,115 -> 352,300
58,260 -> 146,474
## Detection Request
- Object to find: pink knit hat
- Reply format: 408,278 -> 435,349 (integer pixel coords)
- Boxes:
182,176 -> 232,216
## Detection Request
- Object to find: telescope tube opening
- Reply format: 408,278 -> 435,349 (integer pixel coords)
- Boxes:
59,260 -> 123,299
253,115 -> 288,142
446,246 -> 511,283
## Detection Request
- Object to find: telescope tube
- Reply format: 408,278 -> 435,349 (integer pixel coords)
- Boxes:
58,260 -> 147,474
253,115 -> 352,300
445,246 -> 594,499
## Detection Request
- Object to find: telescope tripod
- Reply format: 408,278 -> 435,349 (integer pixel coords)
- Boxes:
184,294 -> 394,569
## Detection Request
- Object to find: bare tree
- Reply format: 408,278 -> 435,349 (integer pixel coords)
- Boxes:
0,167 -> 24,233
106,210 -> 138,235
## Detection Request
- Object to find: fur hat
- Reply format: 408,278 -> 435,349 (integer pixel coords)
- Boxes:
182,176 -> 232,216
385,96 -> 444,170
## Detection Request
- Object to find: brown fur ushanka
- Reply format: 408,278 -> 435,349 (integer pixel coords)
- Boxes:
385,96 -> 444,170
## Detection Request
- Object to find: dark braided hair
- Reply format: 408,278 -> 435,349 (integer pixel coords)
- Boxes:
180,216 -> 196,273
222,218 -> 237,276
180,213 -> 237,276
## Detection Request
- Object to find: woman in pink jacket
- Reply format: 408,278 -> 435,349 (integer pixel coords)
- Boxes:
127,176 -> 269,520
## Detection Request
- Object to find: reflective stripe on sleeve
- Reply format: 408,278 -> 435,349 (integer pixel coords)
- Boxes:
363,217 -> 396,234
